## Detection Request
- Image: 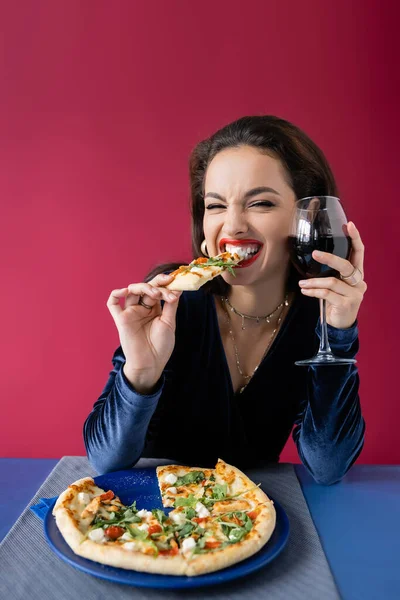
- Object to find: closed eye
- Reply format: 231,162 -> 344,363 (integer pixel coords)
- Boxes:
205,200 -> 276,210
205,204 -> 226,210
250,201 -> 276,208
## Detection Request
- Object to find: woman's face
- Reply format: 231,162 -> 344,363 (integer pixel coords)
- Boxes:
203,145 -> 297,286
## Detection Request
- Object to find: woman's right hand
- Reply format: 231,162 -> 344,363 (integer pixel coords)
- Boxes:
107,273 -> 182,394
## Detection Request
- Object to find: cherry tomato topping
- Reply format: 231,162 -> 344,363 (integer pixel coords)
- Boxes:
104,526 -> 125,539
148,524 -> 163,535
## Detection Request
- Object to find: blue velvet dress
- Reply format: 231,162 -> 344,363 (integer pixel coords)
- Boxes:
84,288 -> 364,484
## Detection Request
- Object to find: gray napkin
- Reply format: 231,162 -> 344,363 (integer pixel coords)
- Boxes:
0,456 -> 340,600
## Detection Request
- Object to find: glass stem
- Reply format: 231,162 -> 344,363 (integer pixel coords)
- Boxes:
319,299 -> 332,355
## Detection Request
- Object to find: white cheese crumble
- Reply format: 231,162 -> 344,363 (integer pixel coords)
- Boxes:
181,537 -> 196,553
195,502 -> 210,518
124,541 -> 140,551
137,523 -> 149,532
88,528 -> 105,542
137,509 -> 152,519
164,473 -> 178,485
166,487 -> 177,494
78,492 -> 91,504
171,512 -> 186,525
120,532 -> 132,541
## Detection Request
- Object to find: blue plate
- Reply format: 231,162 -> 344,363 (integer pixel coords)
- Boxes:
44,468 -> 289,589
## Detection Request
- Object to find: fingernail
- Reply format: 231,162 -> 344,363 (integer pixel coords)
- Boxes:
168,293 -> 176,300
299,280 -> 307,286
301,288 -> 310,294
313,250 -> 322,257
161,273 -> 171,279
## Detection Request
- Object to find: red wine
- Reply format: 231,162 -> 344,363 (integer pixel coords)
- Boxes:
289,235 -> 352,278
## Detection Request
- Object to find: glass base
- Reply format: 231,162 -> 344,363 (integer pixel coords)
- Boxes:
295,353 -> 357,366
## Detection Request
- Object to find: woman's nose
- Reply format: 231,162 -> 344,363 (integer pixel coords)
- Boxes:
222,207 -> 249,236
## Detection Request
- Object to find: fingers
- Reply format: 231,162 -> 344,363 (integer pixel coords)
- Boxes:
299,276 -> 367,297
125,282 -> 160,309
299,276 -> 349,296
346,221 -> 365,274
148,273 -> 175,286
107,288 -> 129,319
312,221 -> 365,277
159,292 -> 182,330
107,280 -> 181,322
125,282 -> 180,308
300,286 -> 348,305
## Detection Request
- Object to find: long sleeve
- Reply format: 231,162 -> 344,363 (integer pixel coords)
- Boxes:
292,321 -> 365,485
83,347 -> 163,474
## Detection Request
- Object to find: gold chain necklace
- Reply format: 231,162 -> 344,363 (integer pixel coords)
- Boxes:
222,295 -> 289,394
223,294 -> 289,330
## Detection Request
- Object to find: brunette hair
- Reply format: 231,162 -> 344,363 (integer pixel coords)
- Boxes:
146,115 -> 339,294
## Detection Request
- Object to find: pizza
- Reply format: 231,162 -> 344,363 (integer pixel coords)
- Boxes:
165,252 -> 241,291
52,459 -> 276,576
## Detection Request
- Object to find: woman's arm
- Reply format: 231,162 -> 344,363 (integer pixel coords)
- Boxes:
83,347 -> 164,474
292,322 -> 365,485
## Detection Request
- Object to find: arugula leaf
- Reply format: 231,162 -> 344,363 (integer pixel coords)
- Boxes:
151,509 -> 168,525
209,475 -> 216,482
228,527 -> 247,543
121,509 -> 142,524
174,494 -> 198,508
216,511 -> 253,543
243,514 -> 253,532
176,521 -> 196,538
196,536 -> 207,549
183,507 -> 196,520
175,471 -> 205,487
204,484 -> 262,504
218,520 -> 239,529
126,524 -> 148,541
89,521 -> 106,531
211,483 -> 228,500
191,259 -> 238,277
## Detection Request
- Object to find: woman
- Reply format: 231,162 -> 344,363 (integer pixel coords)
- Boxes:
84,116 -> 367,484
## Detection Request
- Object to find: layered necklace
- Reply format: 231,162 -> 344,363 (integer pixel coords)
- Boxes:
221,293 -> 290,394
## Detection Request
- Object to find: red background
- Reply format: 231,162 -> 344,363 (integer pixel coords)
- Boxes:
1,1 -> 398,464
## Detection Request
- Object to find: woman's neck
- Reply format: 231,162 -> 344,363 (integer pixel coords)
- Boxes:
225,273 -> 289,318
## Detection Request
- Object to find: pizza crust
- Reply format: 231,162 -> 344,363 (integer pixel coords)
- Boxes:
165,266 -> 222,291
75,539 -> 188,575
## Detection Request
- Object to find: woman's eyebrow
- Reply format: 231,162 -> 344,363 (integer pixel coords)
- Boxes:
204,187 -> 281,201
245,186 -> 281,199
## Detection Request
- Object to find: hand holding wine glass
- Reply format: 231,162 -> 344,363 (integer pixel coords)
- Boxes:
289,196 -> 367,366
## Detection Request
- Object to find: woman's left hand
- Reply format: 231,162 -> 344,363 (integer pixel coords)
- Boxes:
298,222 -> 367,329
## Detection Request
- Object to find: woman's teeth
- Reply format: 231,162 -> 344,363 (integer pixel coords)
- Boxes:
225,244 -> 261,260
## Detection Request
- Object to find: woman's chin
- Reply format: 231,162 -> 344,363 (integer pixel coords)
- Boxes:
221,268 -> 258,286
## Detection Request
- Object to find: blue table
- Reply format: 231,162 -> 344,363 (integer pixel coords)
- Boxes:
1,459 -> 399,599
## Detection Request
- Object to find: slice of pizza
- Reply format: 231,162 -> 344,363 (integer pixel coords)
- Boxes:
165,252 -> 241,291
164,459 -> 276,576
156,464 -> 215,508
52,477 -> 188,574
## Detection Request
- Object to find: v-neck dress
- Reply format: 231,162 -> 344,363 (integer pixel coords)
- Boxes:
84,288 -> 365,484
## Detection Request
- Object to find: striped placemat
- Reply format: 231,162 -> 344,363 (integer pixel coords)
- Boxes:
0,457 -> 340,600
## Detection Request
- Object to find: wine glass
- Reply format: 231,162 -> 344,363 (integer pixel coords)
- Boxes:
289,196 -> 356,366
